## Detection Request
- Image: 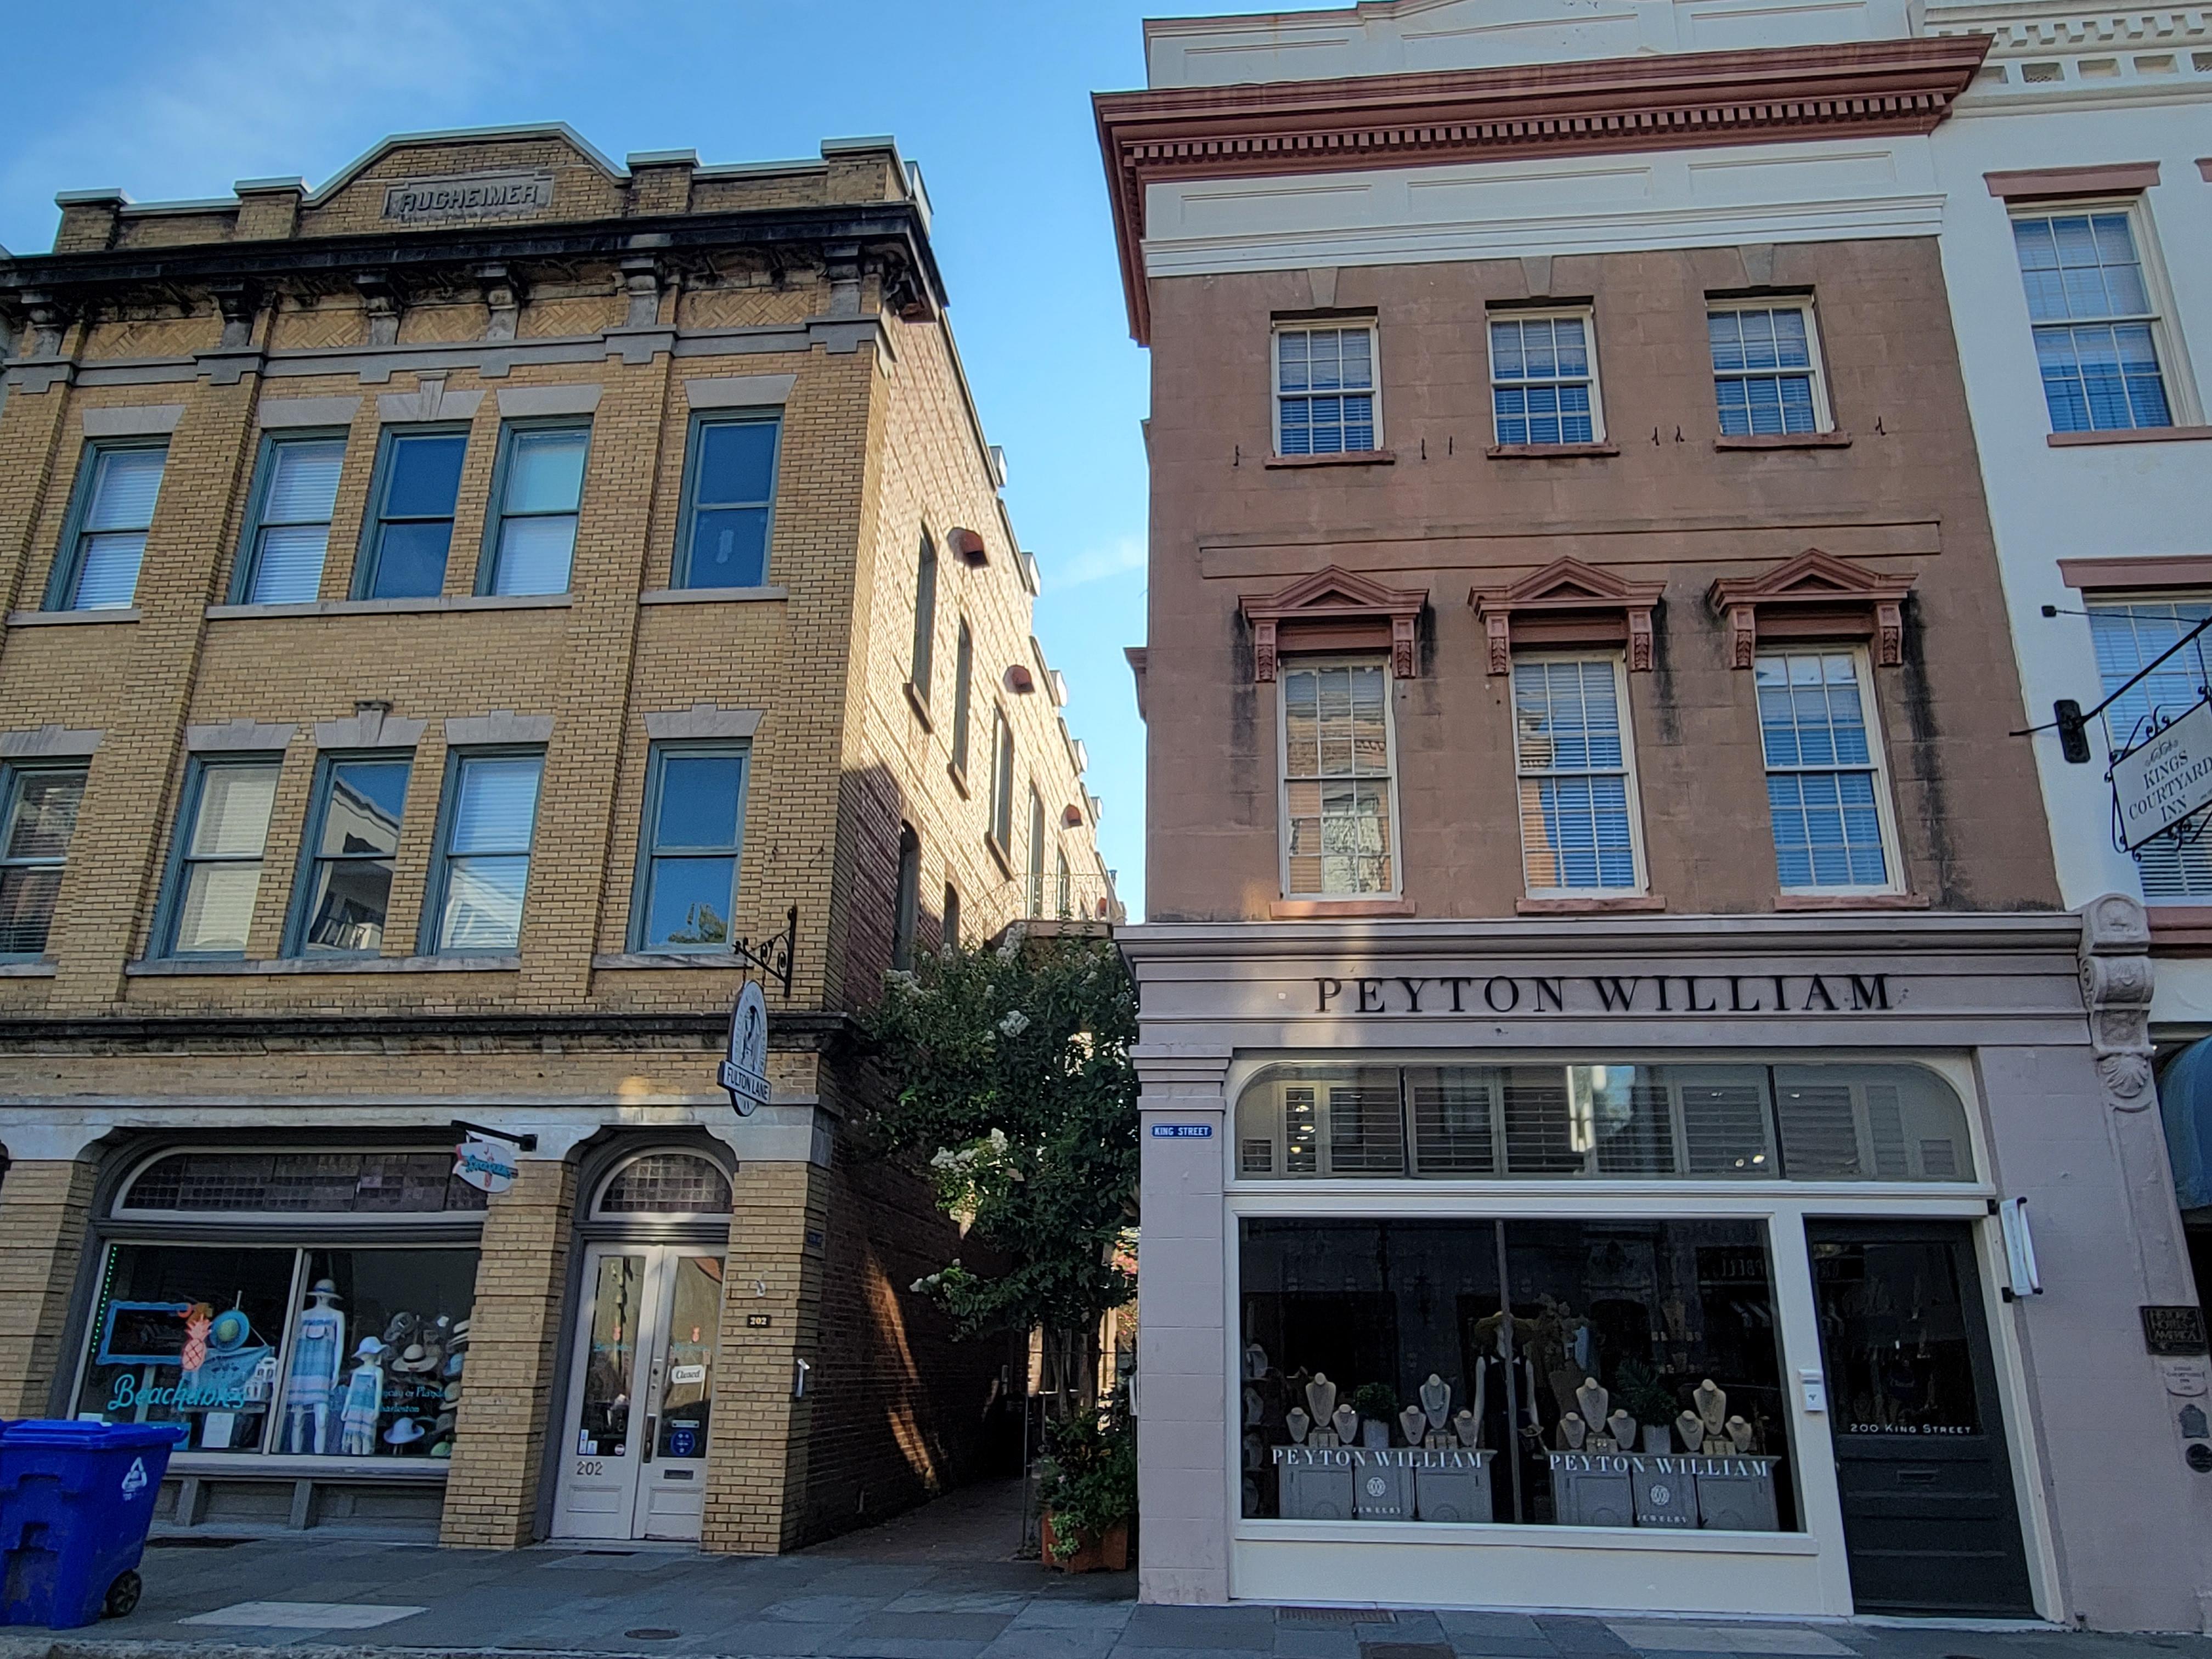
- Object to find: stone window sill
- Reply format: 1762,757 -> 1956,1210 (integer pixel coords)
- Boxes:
985,833 -> 1014,879
637,585 -> 789,605
1269,898 -> 1415,919
1517,894 -> 1666,914
1265,449 -> 1396,469
591,952 -> 743,970
947,761 -> 970,799
903,680 -> 934,731
207,594 -> 572,620
8,608 -> 140,627
1488,443 -> 1620,460
0,959 -> 58,977
1715,432 -> 1852,450
2047,426 -> 2212,449
1773,891 -> 1928,912
126,954 -> 521,976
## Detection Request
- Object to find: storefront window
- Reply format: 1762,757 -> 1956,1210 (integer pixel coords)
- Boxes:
1240,1218 -> 1796,1531
1237,1062 -> 1972,1183
274,1250 -> 478,1460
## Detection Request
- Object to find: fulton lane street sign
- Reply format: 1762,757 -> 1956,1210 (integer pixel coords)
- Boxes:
2113,699 -> 2212,851
720,978 -> 770,1117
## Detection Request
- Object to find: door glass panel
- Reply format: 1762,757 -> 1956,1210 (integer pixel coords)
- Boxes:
1811,1236 -> 1982,1437
656,1256 -> 720,1459
577,1255 -> 644,1457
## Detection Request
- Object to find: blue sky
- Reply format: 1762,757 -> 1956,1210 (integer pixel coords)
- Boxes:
0,1 -> 1284,919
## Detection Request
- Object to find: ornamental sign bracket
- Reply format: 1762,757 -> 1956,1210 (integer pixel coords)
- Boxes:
730,903 -> 798,996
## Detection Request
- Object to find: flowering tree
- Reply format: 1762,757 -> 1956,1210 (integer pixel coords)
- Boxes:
860,932 -> 1138,1415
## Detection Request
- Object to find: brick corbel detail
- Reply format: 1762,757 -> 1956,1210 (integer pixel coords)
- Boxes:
1706,548 -> 1914,669
1470,557 -> 1665,675
1239,565 -> 1426,682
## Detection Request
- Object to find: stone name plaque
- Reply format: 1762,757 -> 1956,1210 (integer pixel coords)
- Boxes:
383,171 -> 556,226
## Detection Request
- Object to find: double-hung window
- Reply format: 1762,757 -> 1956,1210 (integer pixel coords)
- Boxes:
910,533 -> 938,700
1513,657 -> 1643,894
2089,599 -> 2212,898
236,433 -> 345,604
631,743 -> 749,951
1709,303 -> 1829,437
892,826 -> 922,972
1281,660 -> 1397,898
482,422 -> 588,595
288,754 -> 410,956
160,757 -> 282,957
52,442 -> 167,611
1756,650 -> 1898,893
2012,207 -> 2175,433
989,710 -> 1016,856
0,764 -> 87,957
1274,325 -> 1377,456
1489,313 -> 1601,446
428,752 -> 543,953
950,618 -> 974,778
358,427 -> 468,600
1026,789 -> 1046,913
676,414 -> 780,588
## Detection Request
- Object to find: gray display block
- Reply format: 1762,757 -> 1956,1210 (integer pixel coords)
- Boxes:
1630,1462 -> 1700,1528
1547,1453 -> 1634,1526
1275,1449 -> 1355,1520
1353,1459 -> 1414,1520
1413,1450 -> 1494,1522
1692,1456 -> 1779,1531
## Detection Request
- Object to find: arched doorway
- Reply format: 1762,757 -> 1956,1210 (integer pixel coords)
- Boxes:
550,1149 -> 731,1542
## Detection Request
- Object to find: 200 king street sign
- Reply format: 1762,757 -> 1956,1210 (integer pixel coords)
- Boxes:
719,979 -> 770,1116
2114,700 -> 2212,850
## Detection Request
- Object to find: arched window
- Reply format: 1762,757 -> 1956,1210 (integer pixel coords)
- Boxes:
892,826 -> 922,971
593,1152 -> 732,1218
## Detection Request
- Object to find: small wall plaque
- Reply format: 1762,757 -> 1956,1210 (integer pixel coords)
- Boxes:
2144,1305 -> 2209,1356
746,1313 -> 772,1329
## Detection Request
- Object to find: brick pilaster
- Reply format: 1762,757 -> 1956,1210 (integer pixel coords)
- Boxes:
0,1158 -> 99,1418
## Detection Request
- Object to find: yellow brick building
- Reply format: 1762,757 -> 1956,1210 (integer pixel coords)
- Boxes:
0,124 -> 1116,1549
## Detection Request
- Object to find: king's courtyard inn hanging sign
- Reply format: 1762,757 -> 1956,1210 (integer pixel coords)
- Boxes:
1312,972 -> 1896,1017
2113,699 -> 2212,851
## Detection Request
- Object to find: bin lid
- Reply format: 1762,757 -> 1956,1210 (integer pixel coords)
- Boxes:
1,1420 -> 188,1449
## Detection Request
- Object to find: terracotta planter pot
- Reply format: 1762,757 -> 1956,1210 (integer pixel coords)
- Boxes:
1040,1509 -> 1130,1572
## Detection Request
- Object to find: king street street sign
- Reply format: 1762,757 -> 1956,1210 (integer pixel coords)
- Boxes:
2114,699 -> 2212,850
720,978 -> 770,1116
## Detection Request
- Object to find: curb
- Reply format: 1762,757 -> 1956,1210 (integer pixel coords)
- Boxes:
0,1644 -> 685,1659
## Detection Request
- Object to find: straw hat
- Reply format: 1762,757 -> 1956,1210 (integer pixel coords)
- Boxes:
383,1418 -> 425,1445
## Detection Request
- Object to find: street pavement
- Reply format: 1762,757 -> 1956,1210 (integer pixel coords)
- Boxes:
2,1482 -> 2207,1659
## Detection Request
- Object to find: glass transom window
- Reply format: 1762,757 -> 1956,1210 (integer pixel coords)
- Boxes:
2012,209 -> 2172,433
595,1153 -> 732,1217
1276,326 -> 1376,456
1235,1062 -> 1972,1183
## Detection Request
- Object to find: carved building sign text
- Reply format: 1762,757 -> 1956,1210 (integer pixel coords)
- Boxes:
383,171 -> 556,226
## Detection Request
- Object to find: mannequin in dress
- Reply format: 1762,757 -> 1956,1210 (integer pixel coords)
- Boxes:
285,1280 -> 346,1455
339,1338 -> 384,1457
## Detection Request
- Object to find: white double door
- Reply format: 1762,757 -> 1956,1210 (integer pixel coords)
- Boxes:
552,1244 -> 723,1541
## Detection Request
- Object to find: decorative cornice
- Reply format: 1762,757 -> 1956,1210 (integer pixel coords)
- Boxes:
1239,564 -> 1427,681
1706,548 -> 1915,669
1095,36 -> 1991,341
1470,557 -> 1666,675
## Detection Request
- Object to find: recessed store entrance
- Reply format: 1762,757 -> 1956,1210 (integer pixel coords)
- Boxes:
1805,1219 -> 2034,1617
551,1150 -> 732,1543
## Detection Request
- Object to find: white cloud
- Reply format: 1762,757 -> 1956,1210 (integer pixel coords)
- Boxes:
1050,534 -> 1146,590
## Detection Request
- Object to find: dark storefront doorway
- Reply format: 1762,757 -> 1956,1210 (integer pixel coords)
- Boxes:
1806,1220 -> 2035,1617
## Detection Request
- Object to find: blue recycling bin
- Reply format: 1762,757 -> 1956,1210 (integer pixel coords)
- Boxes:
0,1420 -> 186,1628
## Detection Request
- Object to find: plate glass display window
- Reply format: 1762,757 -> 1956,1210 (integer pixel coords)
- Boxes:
1239,1217 -> 1796,1531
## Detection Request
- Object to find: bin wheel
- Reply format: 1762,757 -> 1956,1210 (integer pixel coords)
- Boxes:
101,1571 -> 142,1620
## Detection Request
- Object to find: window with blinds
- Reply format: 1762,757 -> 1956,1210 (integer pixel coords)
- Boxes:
55,442 -> 167,611
1236,1062 -> 1972,1182
2090,599 -> 2212,899
1513,657 -> 1641,894
239,434 -> 345,605
1281,661 -> 1396,898
432,752 -> 544,953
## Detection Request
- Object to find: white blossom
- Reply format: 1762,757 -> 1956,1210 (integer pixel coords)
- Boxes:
997,1009 -> 1031,1039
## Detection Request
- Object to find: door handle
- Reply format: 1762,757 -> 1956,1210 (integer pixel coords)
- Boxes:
1896,1466 -> 1939,1484
643,1417 -> 656,1464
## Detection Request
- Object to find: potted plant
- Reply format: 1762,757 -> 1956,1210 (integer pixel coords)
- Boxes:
1351,1382 -> 1397,1448
1037,1391 -> 1136,1572
1612,1360 -> 1678,1453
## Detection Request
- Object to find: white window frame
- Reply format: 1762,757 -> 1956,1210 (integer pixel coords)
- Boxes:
1707,298 -> 1835,436
1276,654 -> 1403,901
2007,196 -> 2198,432
1271,321 -> 1382,458
1755,645 -> 1905,897
1487,308 -> 1605,447
1510,652 -> 1648,898
2084,592 -> 2212,902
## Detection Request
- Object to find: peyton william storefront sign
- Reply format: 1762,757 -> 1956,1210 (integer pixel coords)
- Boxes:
1313,972 -> 1895,1015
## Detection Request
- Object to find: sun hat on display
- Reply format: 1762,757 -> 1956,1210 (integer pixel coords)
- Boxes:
209,1308 -> 252,1351
384,1418 -> 425,1445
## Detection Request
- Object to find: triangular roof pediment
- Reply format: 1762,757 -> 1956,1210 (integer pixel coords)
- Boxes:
1708,548 -> 1912,609
1472,557 -> 1664,614
1242,563 -> 1427,624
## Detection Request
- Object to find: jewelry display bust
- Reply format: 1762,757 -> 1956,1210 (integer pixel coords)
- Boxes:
1420,1373 -> 1451,1431
1726,1414 -> 1755,1454
1286,1408 -> 1311,1444
1694,1378 -> 1727,1437
1559,1412 -> 1588,1451
1607,1409 -> 1638,1452
1677,1409 -> 1706,1452
1575,1376 -> 1609,1430
1399,1404 -> 1428,1447
1332,1404 -> 1359,1446
1306,1373 -> 1338,1426
1453,1409 -> 1480,1449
